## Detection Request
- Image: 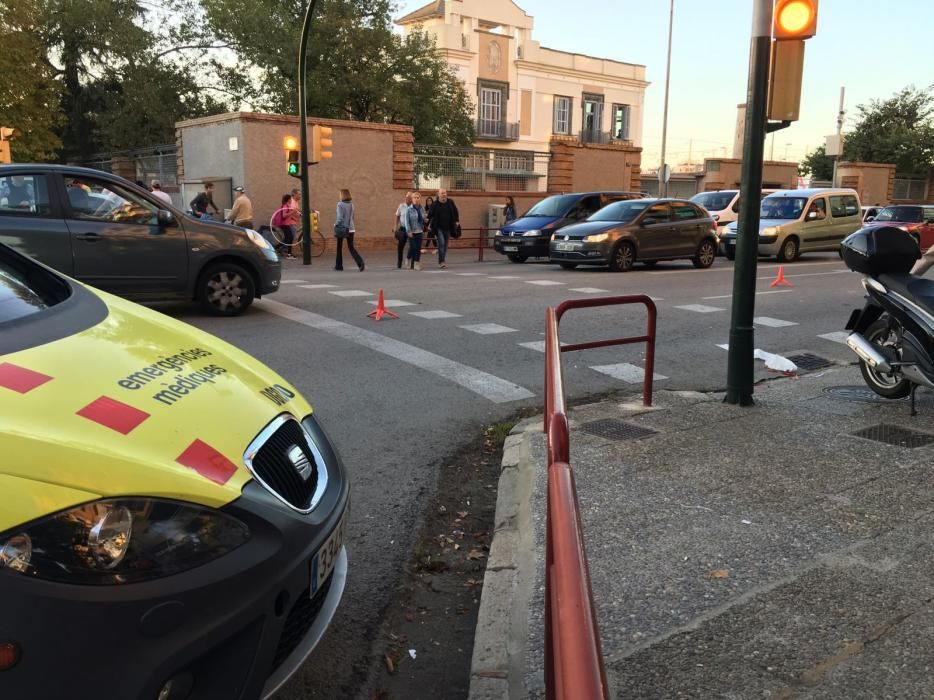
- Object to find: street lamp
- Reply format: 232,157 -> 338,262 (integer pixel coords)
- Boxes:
659,0 -> 674,197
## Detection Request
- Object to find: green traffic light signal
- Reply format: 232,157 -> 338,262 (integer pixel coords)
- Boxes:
287,162 -> 300,177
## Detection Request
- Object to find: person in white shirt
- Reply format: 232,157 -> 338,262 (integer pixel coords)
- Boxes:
150,180 -> 173,207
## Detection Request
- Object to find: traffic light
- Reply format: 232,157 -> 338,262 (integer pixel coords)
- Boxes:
284,136 -> 300,177
0,127 -> 17,165
773,0 -> 818,40
768,0 -> 818,122
311,125 -> 333,164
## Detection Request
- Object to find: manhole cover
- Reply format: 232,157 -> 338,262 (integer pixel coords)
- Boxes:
579,419 -> 657,441
823,386 -> 909,403
851,424 -> 934,449
786,353 -> 835,371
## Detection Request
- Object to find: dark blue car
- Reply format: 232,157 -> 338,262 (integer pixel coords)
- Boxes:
493,191 -> 645,262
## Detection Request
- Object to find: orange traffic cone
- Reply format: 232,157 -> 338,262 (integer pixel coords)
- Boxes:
770,265 -> 793,288
367,288 -> 400,321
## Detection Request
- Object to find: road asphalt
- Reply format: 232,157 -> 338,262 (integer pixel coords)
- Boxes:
470,365 -> 934,699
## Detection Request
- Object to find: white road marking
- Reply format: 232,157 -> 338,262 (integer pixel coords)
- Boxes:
526,280 -> 565,286
716,343 -> 730,350
281,279 -> 307,285
367,299 -> 416,307
488,275 -> 521,280
570,287 -> 610,294
590,363 -> 668,383
457,272 -> 486,276
703,289 -> 794,300
754,316 -> 799,328
674,304 -> 725,313
646,261 -> 843,276
299,284 -> 338,289
519,341 -> 547,352
329,290 -> 374,298
818,331 -> 851,344
459,323 -> 519,335
409,310 -> 463,319
258,300 -> 534,403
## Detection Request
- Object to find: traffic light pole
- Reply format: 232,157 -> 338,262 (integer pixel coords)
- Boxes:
724,0 -> 773,406
298,0 -> 320,266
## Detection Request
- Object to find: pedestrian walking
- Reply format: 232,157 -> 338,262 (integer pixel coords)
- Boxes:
334,189 -> 365,272
423,195 -> 436,253
226,186 -> 254,229
289,188 -> 302,227
190,182 -> 220,221
271,194 -> 295,258
427,188 -> 459,269
405,191 -> 427,270
394,192 -> 412,269
504,195 -> 517,223
150,180 -> 172,207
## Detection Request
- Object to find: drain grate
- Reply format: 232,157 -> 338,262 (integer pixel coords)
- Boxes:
786,353 -> 835,371
579,419 -> 658,441
851,424 -> 934,449
824,386 -> 909,403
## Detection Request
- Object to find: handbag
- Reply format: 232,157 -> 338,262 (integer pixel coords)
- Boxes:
451,223 -> 462,239
394,226 -> 407,242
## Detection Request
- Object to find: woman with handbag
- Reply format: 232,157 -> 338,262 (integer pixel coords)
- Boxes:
394,192 -> 412,269
334,189 -> 365,271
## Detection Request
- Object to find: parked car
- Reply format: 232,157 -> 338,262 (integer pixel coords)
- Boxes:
0,241 -> 348,700
720,188 -> 862,262
690,188 -> 778,235
864,204 -> 934,250
548,198 -> 719,272
493,191 -> 645,262
0,165 -> 281,316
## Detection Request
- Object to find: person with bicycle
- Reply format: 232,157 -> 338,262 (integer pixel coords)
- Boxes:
271,194 -> 295,258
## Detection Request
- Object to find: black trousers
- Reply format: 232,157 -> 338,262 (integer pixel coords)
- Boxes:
335,233 -> 364,270
396,235 -> 408,267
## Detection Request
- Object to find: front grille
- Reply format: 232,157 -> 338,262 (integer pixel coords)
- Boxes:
270,573 -> 334,673
251,419 -> 319,509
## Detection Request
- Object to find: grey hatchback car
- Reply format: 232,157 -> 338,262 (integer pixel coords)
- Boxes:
548,198 -> 719,271
0,165 -> 281,315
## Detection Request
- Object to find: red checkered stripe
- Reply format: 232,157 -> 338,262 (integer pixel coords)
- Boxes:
0,362 -> 237,485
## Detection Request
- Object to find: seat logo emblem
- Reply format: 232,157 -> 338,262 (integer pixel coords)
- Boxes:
287,445 -> 313,481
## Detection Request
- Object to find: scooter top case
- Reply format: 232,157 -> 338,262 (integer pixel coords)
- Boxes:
842,225 -> 920,276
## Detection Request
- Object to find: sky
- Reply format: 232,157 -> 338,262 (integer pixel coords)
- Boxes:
395,0 -> 934,167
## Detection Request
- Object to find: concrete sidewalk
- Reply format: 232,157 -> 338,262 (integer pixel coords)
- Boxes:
470,366 -> 934,699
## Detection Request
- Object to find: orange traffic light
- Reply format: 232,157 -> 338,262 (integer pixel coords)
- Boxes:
0,127 -> 15,164
773,0 -> 818,40
284,135 -> 300,177
283,136 -> 299,150
312,125 -> 333,163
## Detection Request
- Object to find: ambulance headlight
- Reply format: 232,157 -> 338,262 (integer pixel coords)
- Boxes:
0,499 -> 249,584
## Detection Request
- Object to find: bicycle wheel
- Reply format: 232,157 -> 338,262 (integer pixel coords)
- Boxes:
309,229 -> 326,258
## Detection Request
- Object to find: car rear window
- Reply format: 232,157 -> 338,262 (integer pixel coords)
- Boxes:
691,191 -> 736,212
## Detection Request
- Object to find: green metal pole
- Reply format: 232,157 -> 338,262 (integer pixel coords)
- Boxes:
298,0 -> 319,265
725,0 -> 773,406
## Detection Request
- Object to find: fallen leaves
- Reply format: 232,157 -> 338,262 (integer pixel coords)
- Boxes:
467,549 -> 486,561
710,568 -> 730,579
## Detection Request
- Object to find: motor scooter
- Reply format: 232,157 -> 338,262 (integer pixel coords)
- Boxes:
842,225 -> 934,415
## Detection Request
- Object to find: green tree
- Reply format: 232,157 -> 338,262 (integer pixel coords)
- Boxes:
798,145 -> 834,181
0,0 -> 63,161
843,85 -> 934,176
197,0 -> 475,146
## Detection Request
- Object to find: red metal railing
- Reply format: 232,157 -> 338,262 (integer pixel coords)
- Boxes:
543,295 -> 658,700
442,226 -> 492,262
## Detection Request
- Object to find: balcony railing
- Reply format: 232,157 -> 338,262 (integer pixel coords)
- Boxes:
476,120 -> 520,141
579,129 -> 631,146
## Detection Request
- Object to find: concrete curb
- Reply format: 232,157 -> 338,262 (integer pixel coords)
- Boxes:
468,417 -> 540,700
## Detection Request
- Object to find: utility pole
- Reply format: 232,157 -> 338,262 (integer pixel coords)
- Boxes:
659,0 -> 674,197
724,0 -> 773,406
830,87 -> 845,187
298,0 -> 321,265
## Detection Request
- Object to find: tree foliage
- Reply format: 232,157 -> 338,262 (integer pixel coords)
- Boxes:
0,0 -> 63,161
798,145 -> 834,181
843,85 -> 934,176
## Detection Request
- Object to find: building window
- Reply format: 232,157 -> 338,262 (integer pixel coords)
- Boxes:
581,93 -> 604,142
478,81 -> 507,138
553,96 -> 572,135
611,104 -> 630,140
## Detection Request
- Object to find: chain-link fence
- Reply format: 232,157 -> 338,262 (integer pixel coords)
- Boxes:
81,145 -> 177,187
893,176 -> 928,202
414,145 -> 550,193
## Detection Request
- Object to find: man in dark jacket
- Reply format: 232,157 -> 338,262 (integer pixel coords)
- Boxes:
428,188 -> 459,269
190,181 -> 220,220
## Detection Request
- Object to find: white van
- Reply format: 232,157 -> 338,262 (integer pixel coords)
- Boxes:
720,188 -> 862,262
690,189 -> 778,235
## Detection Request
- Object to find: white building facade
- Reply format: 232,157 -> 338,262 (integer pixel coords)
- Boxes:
397,0 -> 649,154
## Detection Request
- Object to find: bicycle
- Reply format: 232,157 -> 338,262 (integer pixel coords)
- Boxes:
268,209 -> 326,258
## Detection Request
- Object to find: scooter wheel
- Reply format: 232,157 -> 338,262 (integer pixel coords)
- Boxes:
859,319 -> 912,399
